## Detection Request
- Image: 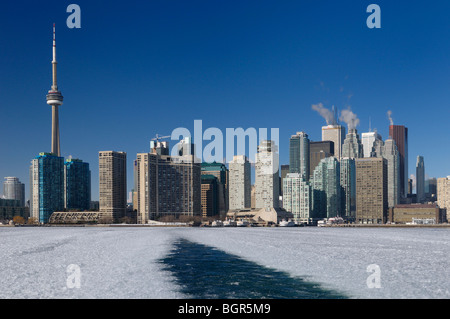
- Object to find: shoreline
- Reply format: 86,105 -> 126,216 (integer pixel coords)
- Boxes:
320,223 -> 450,228
2,223 -> 450,228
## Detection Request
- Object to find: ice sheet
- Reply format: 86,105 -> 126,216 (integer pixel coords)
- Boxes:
1,226 -> 449,299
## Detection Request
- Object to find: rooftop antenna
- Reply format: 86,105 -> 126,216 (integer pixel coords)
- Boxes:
331,105 -> 338,125
369,117 -> 372,132
335,105 -> 339,125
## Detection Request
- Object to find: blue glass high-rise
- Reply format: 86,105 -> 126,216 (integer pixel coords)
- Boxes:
65,158 -> 91,211
30,153 -> 64,223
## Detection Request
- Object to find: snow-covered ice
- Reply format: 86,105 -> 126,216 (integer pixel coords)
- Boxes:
1,226 -> 449,299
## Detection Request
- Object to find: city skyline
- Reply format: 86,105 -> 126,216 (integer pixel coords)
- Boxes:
1,1 -> 449,201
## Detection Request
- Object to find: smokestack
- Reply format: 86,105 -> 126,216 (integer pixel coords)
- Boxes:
312,103 -> 336,125
387,110 -> 394,126
339,107 -> 360,130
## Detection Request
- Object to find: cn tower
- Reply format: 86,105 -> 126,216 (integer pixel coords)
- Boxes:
46,23 -> 63,157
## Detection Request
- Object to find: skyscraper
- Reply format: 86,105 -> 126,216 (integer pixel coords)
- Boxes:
30,153 -> 65,223
437,177 -> 450,212
46,24 -> 64,157
416,156 -> 425,203
370,138 -> 384,158
389,125 -> 408,198
136,145 -> 201,224
283,173 -> 311,224
355,157 -> 388,224
322,125 -> 345,159
426,177 -> 437,200
339,129 -> 361,222
229,155 -> 251,211
3,177 -> 25,207
309,141 -> 334,179
64,158 -> 91,211
289,132 -> 310,180
312,157 -> 341,218
340,158 -> 356,221
361,131 -> 382,158
382,138 -> 401,208
342,129 -> 363,159
280,164 -> 290,196
177,136 -> 195,156
255,140 -> 279,209
201,174 -> 219,218
99,151 -> 127,223
201,162 -> 229,216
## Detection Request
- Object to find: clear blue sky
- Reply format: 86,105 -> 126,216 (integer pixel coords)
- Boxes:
1,0 -> 449,201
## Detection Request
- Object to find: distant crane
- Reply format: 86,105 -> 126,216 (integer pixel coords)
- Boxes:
151,134 -> 171,142
150,134 -> 171,154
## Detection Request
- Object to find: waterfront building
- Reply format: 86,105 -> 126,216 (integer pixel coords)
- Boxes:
64,158 -> 91,211
136,144 -> 201,223
201,174 -> 219,218
312,157 -> 341,219
340,158 -> 356,221
30,152 -> 65,223
3,177 -> 25,207
201,162 -> 229,216
255,140 -> 280,209
282,173 -> 311,224
389,204 -> 445,224
0,198 -> 29,222
229,155 -> 251,211
437,177 -> 450,212
355,157 -> 388,224
99,151 -> 127,223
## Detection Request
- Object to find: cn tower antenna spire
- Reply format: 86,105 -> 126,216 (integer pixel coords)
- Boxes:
46,23 -> 63,157
51,23 -> 58,91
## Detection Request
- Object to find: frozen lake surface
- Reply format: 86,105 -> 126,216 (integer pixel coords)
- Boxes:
1,226 -> 449,299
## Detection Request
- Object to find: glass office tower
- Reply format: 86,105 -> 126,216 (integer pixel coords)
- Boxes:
65,158 -> 91,211
30,152 -> 64,223
312,157 -> 341,218
289,132 -> 310,180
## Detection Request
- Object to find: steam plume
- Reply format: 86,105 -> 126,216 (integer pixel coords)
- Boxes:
387,110 -> 394,125
339,107 -> 360,130
312,103 -> 336,125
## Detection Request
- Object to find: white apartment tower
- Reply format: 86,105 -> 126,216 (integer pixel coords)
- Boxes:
255,140 -> 279,209
283,173 -> 311,224
229,155 -> 251,211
